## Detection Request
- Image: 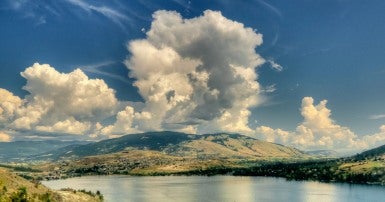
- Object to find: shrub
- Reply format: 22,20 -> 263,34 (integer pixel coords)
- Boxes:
10,187 -> 27,202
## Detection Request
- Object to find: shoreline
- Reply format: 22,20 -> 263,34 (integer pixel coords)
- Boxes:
39,167 -> 385,187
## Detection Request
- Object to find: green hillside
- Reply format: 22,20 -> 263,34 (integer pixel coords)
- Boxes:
353,144 -> 385,160
232,144 -> 385,185
0,168 -> 101,201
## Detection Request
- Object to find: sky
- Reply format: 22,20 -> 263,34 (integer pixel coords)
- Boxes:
1,0 -> 385,153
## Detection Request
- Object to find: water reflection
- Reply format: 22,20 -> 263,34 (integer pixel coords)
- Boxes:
299,181 -> 337,202
218,176 -> 253,202
42,176 -> 385,202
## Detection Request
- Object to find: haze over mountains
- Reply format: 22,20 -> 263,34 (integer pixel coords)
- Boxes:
0,140 -> 88,162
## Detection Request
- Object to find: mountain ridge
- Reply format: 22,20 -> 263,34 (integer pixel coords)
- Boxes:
27,131 -> 309,178
4,132 -> 385,185
32,131 -> 306,162
0,140 -> 88,162
353,144 -> 385,160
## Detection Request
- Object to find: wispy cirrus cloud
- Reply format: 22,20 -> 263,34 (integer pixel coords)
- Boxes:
7,0 -> 28,10
264,84 -> 277,93
65,0 -> 132,28
6,0 -> 133,28
255,0 -> 282,19
267,59 -> 283,72
77,61 -> 132,84
6,0 -> 48,25
369,114 -> 385,120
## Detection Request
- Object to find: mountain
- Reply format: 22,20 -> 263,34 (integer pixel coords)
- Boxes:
331,144 -> 385,182
28,132 -> 385,185
198,144 -> 384,185
33,131 -> 305,162
0,140 -> 88,162
353,144 -> 385,160
30,132 -> 308,178
243,144 -> 385,185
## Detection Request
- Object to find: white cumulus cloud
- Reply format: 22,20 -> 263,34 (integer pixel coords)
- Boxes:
0,132 -> 12,142
7,63 -> 119,135
35,118 -> 91,135
101,106 -> 152,136
123,10 -> 265,134
255,97 -> 385,152
0,88 -> 22,125
361,125 -> 385,147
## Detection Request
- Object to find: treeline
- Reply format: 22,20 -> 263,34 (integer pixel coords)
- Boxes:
0,164 -> 41,173
52,158 -> 385,185
60,188 -> 104,201
170,160 -> 385,185
233,160 -> 384,184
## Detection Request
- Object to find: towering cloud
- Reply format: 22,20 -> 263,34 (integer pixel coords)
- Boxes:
256,97 -> 385,151
294,97 -> 362,149
124,10 -> 265,133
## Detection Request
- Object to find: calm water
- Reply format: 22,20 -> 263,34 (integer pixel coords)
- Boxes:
42,175 -> 385,202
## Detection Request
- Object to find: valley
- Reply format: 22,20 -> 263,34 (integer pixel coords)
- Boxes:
1,131 -> 384,194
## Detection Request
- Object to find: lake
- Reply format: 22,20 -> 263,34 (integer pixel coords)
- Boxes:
42,175 -> 385,202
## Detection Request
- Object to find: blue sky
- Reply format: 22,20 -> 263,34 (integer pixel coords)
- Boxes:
1,0 -> 385,152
